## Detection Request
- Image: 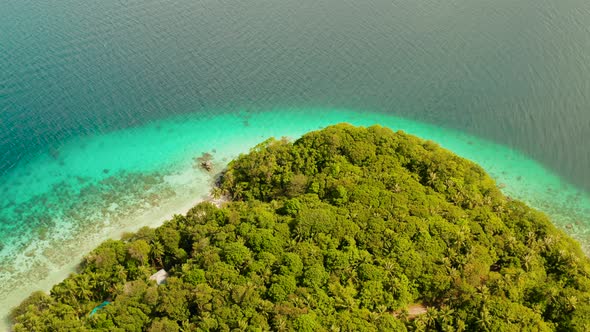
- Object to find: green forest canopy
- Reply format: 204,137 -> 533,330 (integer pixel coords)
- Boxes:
11,124 -> 590,331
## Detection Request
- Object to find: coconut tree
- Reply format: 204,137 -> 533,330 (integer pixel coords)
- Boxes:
424,307 -> 438,329
436,306 -> 454,327
475,307 -> 492,331
150,241 -> 165,268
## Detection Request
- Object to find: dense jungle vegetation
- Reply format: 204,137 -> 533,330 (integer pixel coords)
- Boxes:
11,124 -> 590,331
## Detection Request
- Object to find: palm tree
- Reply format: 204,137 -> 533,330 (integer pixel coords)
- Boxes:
427,171 -> 438,187
455,319 -> 467,332
113,265 -> 128,284
424,307 -> 438,329
523,253 -> 534,272
273,315 -> 288,332
382,260 -> 397,277
412,316 -> 427,331
476,307 -> 492,331
57,279 -> 79,305
436,306 -> 455,328
291,295 -> 306,309
237,318 -> 249,331
211,187 -> 224,199
396,308 -> 410,322
150,241 -> 165,268
109,283 -> 125,297
476,285 -> 490,309
367,311 -> 381,324
179,319 -> 192,332
328,324 -> 341,332
51,283 -> 71,304
74,274 -> 93,301
482,194 -> 492,206
566,295 -> 578,311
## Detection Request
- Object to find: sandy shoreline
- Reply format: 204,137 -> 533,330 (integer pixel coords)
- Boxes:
0,175 -> 214,331
1,110 -> 590,331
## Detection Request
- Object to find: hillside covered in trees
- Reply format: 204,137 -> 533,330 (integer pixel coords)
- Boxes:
11,124 -> 590,331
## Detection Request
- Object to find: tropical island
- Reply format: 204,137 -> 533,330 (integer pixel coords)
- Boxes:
11,124 -> 590,331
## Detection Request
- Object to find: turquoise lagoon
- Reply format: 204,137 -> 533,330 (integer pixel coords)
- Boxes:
3,0 -> 590,329
1,108 -> 589,324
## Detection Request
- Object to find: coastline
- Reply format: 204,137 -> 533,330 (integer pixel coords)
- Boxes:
1,108 -> 590,330
0,169 -> 213,331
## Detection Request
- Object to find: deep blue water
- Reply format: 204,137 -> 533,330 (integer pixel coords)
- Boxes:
2,0 -> 590,190
1,0 -> 590,325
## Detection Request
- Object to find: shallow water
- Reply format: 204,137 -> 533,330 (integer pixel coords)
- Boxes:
2,0 -> 589,189
1,0 -> 590,328
1,109 -> 589,325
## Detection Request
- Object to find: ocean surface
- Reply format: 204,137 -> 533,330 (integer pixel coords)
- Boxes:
1,0 -> 590,326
